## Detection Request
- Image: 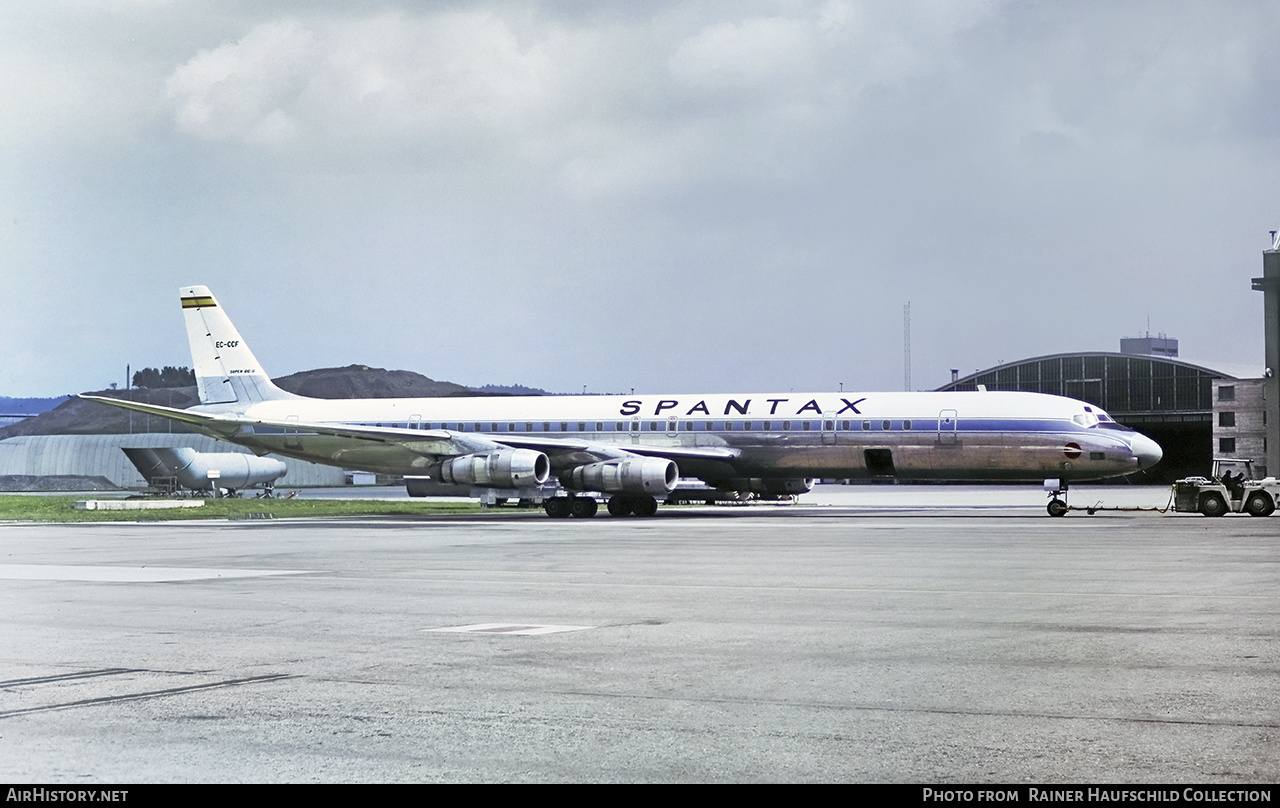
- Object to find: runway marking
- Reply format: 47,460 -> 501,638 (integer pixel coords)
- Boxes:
0,564 -> 312,582
426,623 -> 593,635
552,690 -> 1280,730
389,575 -> 1280,601
0,674 -> 296,719
0,668 -> 145,688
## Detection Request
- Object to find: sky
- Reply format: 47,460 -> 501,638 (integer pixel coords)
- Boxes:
2,0 -> 1279,397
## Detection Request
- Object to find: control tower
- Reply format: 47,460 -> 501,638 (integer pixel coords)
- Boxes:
1252,231 -> 1280,475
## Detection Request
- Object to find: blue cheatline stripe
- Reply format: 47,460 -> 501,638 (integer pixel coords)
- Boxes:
275,417 -> 1094,438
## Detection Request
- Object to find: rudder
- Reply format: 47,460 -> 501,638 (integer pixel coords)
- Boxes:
180,285 -> 299,405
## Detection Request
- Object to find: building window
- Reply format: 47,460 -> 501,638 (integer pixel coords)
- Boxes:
1219,412 -> 1236,428
1219,438 -> 1236,454
1219,386 -> 1235,401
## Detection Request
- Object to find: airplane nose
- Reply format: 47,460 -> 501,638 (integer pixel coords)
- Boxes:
1130,434 -> 1163,470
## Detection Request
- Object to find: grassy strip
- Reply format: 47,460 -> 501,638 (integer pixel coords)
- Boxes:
0,494 -> 484,522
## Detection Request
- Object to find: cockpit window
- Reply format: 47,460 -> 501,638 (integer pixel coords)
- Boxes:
1074,409 -> 1132,430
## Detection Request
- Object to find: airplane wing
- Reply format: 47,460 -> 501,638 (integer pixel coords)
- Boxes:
78,395 -> 739,467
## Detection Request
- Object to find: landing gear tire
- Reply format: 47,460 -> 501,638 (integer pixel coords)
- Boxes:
1244,492 -> 1275,518
607,496 -> 633,517
544,497 -> 572,518
570,497 -> 599,518
632,495 -> 659,517
1047,499 -> 1068,518
1199,493 -> 1229,517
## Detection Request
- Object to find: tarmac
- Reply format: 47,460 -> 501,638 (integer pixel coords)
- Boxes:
1,485 -> 1277,783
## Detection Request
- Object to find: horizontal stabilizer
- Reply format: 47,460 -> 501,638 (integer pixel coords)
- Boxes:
79,395 -> 245,438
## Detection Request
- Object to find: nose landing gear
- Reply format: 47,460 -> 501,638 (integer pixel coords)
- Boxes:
1045,478 -> 1069,517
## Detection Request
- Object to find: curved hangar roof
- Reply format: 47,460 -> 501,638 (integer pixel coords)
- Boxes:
935,352 -> 1233,426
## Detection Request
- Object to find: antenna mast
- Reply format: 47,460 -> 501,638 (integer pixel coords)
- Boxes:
903,302 -> 911,391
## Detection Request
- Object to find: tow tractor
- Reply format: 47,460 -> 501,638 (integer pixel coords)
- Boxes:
1172,458 -> 1280,517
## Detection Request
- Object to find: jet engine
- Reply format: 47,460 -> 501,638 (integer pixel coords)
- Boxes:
430,448 -> 550,488
561,457 -> 678,495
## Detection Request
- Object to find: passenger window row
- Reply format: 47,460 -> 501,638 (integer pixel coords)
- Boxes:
367,420 -> 918,432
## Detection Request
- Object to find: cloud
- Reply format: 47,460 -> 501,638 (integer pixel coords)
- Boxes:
167,12 -> 568,151
7,1 -> 1280,396
667,15 -> 820,95
160,3 -> 1004,194
166,12 -> 559,147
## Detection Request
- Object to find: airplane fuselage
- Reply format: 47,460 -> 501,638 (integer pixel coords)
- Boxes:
199,389 -> 1158,483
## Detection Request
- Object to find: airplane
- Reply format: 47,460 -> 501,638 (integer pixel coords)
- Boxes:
122,446 -> 287,496
82,285 -> 1163,517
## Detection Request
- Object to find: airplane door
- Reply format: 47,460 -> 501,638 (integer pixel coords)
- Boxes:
630,417 -> 641,444
822,413 -> 837,445
285,415 -> 301,450
938,409 -> 958,444
666,416 -> 679,437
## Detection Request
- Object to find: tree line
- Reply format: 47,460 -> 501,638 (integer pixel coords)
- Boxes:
132,366 -> 196,389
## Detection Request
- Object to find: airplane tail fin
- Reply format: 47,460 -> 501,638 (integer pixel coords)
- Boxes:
180,285 -> 301,405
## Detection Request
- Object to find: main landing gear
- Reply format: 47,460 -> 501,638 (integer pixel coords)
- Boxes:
543,494 -> 659,518
1045,478 -> 1069,517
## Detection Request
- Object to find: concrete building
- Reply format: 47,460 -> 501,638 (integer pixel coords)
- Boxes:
1251,234 -> 1280,476
1211,379 -> 1268,478
1120,334 -> 1179,358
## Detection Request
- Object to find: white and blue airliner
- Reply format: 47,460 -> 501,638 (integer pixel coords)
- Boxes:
84,286 -> 1163,517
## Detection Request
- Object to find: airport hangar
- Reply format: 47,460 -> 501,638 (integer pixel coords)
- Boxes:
935,348 -> 1253,484
936,239 -> 1280,484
